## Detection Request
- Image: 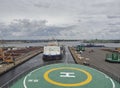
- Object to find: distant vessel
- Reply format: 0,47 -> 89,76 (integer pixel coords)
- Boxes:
85,43 -> 104,47
42,41 -> 65,61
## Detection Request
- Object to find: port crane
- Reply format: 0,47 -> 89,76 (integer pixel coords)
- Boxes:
0,35 -> 15,63
0,48 -> 14,63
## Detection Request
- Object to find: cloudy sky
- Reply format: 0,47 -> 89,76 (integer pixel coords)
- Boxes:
0,0 -> 120,40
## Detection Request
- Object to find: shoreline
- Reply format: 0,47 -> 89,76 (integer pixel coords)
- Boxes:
0,49 -> 42,76
69,46 -> 120,83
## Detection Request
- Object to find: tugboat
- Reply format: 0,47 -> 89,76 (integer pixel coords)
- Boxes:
42,41 -> 65,61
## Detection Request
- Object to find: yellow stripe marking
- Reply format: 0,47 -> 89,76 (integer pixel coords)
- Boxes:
44,67 -> 92,87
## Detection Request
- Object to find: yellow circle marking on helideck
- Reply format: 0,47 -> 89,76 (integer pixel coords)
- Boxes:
44,67 -> 92,87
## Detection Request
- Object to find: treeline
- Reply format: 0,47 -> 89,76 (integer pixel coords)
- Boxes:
0,39 -> 80,43
83,39 -> 120,43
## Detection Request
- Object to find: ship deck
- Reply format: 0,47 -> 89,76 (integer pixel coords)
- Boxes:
10,64 -> 120,88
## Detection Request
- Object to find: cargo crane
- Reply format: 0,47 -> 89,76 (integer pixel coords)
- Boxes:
0,48 -> 14,63
0,35 -> 15,63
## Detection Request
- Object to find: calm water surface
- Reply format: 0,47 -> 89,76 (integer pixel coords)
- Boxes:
1,41 -> 120,47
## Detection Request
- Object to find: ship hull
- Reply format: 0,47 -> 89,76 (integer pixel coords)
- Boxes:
43,54 -> 63,61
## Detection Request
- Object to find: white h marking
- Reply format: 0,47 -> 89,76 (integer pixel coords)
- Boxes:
60,72 -> 75,78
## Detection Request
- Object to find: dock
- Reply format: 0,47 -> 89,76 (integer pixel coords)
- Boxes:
0,47 -> 43,75
69,47 -> 120,83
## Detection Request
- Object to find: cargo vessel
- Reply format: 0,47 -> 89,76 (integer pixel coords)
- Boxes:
42,41 -> 65,61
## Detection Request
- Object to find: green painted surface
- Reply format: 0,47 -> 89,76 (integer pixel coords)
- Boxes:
49,69 -> 87,84
76,45 -> 85,51
106,53 -> 120,62
10,64 -> 120,88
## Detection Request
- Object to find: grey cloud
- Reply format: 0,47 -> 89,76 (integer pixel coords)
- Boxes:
34,2 -> 50,8
0,0 -> 120,39
93,0 -> 120,7
0,19 -> 48,38
0,19 -> 77,39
